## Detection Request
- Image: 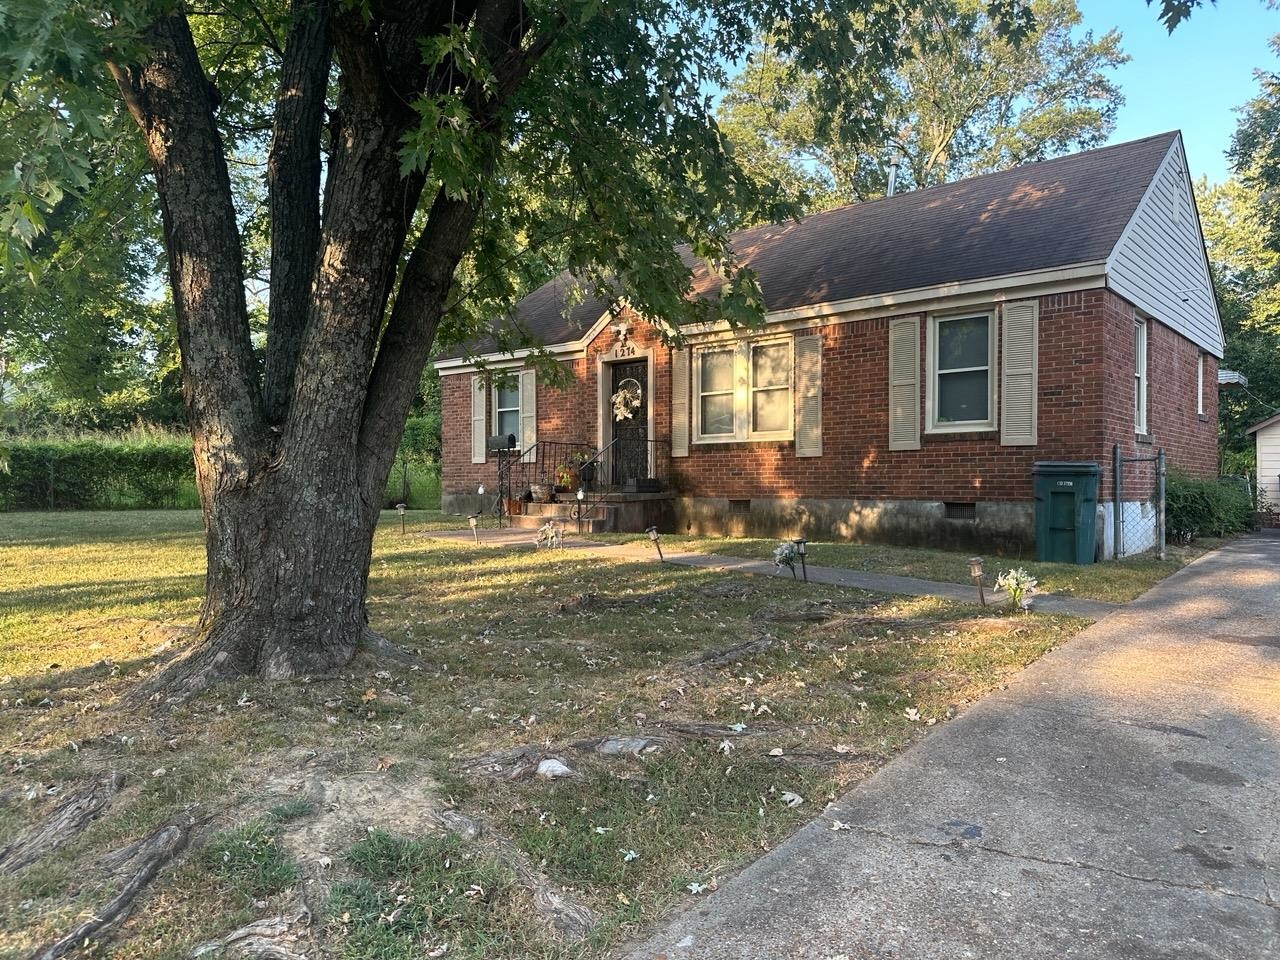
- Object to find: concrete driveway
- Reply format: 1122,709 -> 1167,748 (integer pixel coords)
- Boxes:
622,534 -> 1280,960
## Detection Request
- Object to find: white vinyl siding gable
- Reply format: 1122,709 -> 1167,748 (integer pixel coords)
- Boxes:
1000,300 -> 1038,446
1106,137 -> 1224,356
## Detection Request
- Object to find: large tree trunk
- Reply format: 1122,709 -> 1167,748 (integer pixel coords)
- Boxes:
171,464 -> 376,694
107,3 -> 539,695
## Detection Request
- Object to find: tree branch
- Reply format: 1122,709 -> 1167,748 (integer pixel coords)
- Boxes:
107,14 -> 265,492
262,0 -> 334,425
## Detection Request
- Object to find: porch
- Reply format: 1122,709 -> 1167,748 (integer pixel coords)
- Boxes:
489,437 -> 674,533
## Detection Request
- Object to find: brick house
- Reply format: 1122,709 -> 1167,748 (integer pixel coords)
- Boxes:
437,132 -> 1222,558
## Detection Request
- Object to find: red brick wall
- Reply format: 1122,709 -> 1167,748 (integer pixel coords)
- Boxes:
1100,291 -> 1218,500
441,286 -> 1217,505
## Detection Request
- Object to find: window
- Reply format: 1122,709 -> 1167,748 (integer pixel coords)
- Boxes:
751,342 -> 791,434
1197,351 -> 1205,416
1134,318 -> 1148,434
928,312 -> 995,431
694,339 -> 794,441
697,349 -> 735,437
494,382 -> 520,440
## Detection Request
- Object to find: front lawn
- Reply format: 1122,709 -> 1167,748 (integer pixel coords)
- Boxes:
613,535 -> 1223,604
1,510 -> 1087,959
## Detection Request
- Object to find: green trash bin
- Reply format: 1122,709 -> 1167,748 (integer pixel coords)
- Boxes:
1033,462 -> 1100,565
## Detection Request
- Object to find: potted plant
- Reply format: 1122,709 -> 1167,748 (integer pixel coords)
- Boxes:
529,482 -> 553,503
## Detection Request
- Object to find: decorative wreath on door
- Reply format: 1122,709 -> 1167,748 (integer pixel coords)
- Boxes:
611,378 -> 643,421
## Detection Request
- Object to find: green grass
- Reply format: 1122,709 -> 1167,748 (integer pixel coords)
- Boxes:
0,509 -> 1088,960
584,534 -> 1226,604
331,833 -> 532,960
203,819 -> 300,902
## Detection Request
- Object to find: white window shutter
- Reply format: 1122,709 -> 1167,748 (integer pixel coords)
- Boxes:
888,317 -> 921,451
1000,300 -> 1039,446
519,369 -> 538,462
671,348 -> 690,457
470,375 -> 486,464
794,334 -> 823,457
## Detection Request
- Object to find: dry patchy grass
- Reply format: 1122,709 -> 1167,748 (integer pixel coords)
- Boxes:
0,510 -> 1087,959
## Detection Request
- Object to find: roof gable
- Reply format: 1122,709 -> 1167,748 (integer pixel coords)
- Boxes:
1105,134 -> 1224,356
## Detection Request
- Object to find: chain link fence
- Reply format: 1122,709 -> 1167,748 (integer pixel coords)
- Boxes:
1112,444 -> 1166,560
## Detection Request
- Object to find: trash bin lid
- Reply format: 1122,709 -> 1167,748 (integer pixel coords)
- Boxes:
1032,461 -> 1101,475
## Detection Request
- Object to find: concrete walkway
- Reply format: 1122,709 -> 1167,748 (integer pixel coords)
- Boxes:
620,533 -> 1280,960
429,528 -> 1117,620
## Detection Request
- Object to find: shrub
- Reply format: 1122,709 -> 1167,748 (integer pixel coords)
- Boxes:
1165,471 -> 1254,543
0,435 -> 197,510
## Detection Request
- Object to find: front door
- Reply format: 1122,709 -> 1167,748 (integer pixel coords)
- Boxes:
608,359 -> 649,484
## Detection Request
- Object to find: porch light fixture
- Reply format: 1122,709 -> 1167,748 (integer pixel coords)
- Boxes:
969,556 -> 986,607
468,514 -> 480,543
477,484 -> 485,497
396,502 -> 406,534
792,538 -> 808,582
646,525 -> 664,562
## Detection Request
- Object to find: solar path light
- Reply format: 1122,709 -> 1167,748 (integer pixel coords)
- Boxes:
792,538 -> 808,582
969,556 -> 986,607
646,525 -> 664,562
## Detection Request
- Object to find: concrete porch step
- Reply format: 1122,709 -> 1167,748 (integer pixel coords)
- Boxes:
506,511 -> 615,534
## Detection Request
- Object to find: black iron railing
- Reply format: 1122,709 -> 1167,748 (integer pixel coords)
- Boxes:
571,437 -> 671,532
489,436 -> 671,528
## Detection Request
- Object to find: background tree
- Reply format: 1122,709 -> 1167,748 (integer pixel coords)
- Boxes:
1231,29 -> 1280,245
1198,177 -> 1280,474
1216,23 -> 1280,478
719,0 -> 1127,210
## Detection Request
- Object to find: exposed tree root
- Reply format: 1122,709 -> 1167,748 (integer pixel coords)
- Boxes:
27,812 -> 196,960
692,635 -> 776,668
460,723 -> 767,779
435,811 -> 598,942
192,908 -> 311,960
356,626 -> 428,670
0,772 -> 125,875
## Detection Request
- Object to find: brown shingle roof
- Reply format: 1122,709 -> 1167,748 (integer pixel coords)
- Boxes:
445,132 -> 1178,359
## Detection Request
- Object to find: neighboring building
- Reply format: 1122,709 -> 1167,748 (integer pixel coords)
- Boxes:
437,132 -> 1223,558
1248,412 -> 1280,511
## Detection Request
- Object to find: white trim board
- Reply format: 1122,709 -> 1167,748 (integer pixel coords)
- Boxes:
436,265 -> 1108,374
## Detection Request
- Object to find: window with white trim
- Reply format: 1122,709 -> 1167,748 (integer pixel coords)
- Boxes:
1197,351 -> 1205,416
1134,317 -> 1148,434
697,348 -> 735,438
694,338 -> 794,442
494,382 -> 520,440
750,341 -> 791,434
928,312 -> 995,431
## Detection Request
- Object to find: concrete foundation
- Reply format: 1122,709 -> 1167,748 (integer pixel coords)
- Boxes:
670,496 -> 1037,555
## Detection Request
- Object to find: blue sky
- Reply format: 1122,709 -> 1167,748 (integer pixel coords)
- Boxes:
1076,0 -> 1278,184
